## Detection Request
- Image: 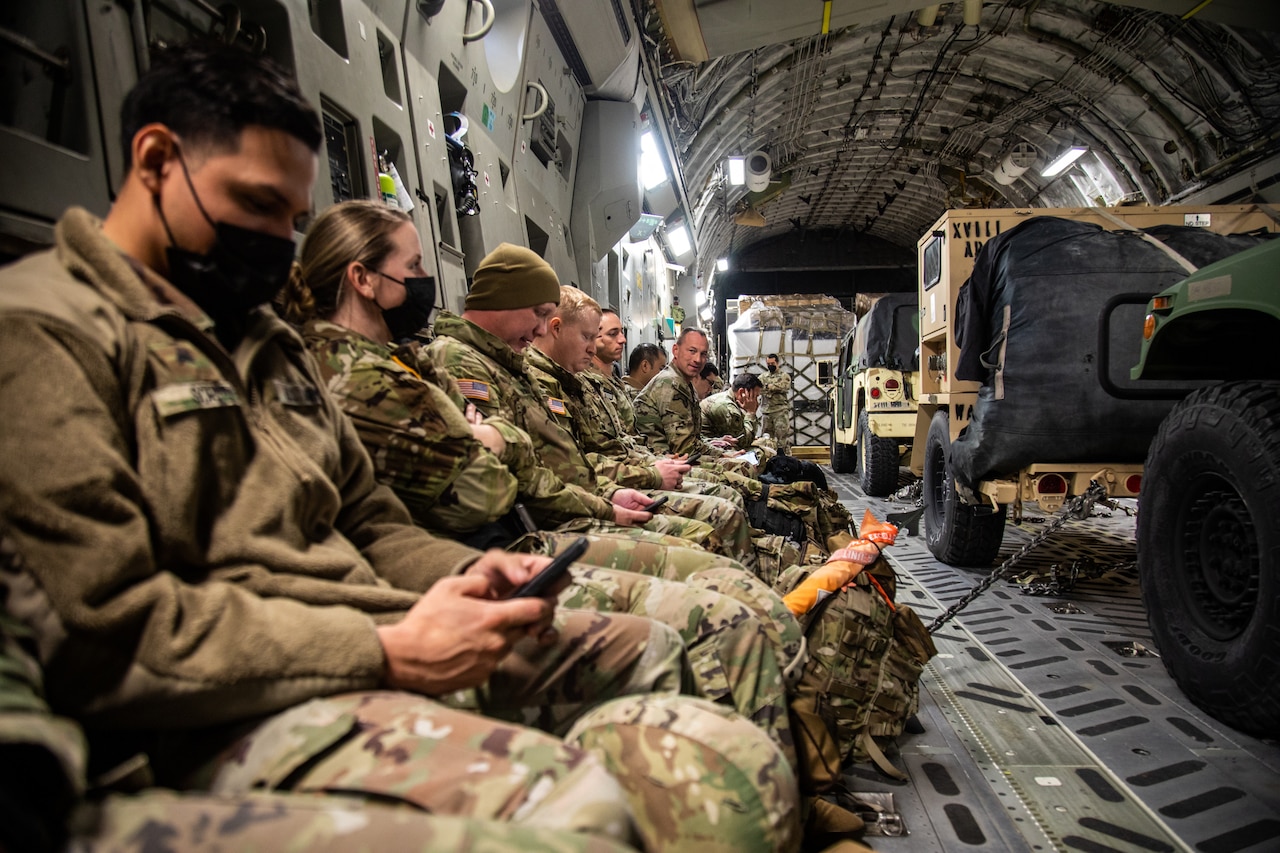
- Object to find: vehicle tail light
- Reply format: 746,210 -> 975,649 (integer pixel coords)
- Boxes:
1036,474 -> 1068,495
869,387 -> 881,399
1125,474 -> 1142,494
884,378 -> 900,391
1143,314 -> 1156,340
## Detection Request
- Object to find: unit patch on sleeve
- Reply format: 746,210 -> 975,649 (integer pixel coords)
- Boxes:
456,378 -> 492,401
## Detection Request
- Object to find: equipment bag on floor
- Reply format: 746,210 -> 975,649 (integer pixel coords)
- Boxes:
779,512 -> 936,790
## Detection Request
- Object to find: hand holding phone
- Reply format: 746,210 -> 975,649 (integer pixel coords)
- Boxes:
684,452 -> 702,466
509,537 -> 588,598
641,495 -> 669,513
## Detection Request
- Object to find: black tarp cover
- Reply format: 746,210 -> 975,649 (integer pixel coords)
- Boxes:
948,216 -> 1272,492
853,292 -> 920,371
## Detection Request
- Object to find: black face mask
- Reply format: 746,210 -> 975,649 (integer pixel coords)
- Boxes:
767,363 -> 778,373
376,271 -> 438,342
158,148 -> 297,350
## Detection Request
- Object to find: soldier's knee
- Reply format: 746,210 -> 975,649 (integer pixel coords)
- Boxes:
565,695 -> 802,853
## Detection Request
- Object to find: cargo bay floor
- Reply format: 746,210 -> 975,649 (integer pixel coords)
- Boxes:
824,466 -> 1280,853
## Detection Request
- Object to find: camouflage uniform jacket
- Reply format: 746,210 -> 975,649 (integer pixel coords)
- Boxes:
634,365 -> 716,456
524,348 -> 653,489
530,354 -> 662,489
587,364 -> 639,436
700,389 -> 749,443
622,376 -> 645,400
301,320 -> 518,536
761,369 -> 793,415
0,208 -> 479,730
426,313 -> 618,526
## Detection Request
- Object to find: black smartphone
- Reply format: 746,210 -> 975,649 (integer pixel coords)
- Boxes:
684,453 -> 701,466
509,536 -> 588,598
641,495 -> 669,513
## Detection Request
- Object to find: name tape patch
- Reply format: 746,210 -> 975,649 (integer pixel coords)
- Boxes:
153,381 -> 241,418
273,380 -> 323,408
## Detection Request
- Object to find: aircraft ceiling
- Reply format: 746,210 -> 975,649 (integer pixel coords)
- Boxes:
638,0 -> 1280,274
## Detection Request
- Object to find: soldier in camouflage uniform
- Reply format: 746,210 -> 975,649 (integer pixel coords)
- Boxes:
284,203 -> 798,755
1,532 -> 796,853
426,248 -> 723,551
634,328 -> 759,478
0,45 -> 798,851
761,353 -> 794,454
702,373 -> 776,462
624,342 -> 666,398
526,289 -> 755,563
701,372 -> 758,444
593,314 -> 763,503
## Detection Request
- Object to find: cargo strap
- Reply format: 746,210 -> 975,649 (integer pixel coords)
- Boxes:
1256,202 -> 1280,227
859,731 -> 908,781
1094,209 -> 1198,274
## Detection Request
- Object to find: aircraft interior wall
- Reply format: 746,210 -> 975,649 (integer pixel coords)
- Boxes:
0,0 -> 684,353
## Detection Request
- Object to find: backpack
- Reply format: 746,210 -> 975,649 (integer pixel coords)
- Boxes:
761,453 -> 830,491
750,532 -> 805,590
778,518 -> 937,791
747,481 -> 856,549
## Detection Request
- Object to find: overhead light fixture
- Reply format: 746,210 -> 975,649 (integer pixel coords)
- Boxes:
695,288 -> 708,306
1041,145 -> 1087,177
744,150 -> 772,193
667,223 -> 692,257
727,157 -> 745,186
640,131 -> 669,191
716,257 -> 729,271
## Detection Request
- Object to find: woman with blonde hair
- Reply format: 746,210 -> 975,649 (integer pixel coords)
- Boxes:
281,200 -> 518,537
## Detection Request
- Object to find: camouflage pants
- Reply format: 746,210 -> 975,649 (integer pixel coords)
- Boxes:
70,790 -> 635,853
637,510 -> 717,548
446,608 -> 691,735
654,491 -> 756,567
690,462 -> 763,500
679,476 -> 746,508
198,692 -> 799,853
763,410 -> 792,454
567,695 -> 802,853
558,564 -> 795,761
516,528 -> 738,579
532,530 -> 803,671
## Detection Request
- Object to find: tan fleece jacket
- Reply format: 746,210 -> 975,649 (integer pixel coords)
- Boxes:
0,208 -> 479,729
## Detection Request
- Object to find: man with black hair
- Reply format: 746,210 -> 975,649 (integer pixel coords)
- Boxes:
702,372 -> 767,450
0,41 -> 799,850
625,341 -> 667,396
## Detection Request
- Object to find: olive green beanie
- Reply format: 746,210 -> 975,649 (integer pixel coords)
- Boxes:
465,243 -> 561,310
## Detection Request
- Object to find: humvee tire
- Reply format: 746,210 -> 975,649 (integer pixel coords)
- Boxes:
858,410 -> 899,496
922,410 -> 1005,567
830,426 -> 856,474
1139,381 -> 1280,736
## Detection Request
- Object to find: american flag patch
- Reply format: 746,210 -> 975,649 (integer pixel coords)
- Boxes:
456,378 -> 491,401
546,397 -> 568,416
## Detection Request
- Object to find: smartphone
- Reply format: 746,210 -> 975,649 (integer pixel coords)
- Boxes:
684,453 -> 702,466
509,537 -> 588,598
641,495 -> 669,513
